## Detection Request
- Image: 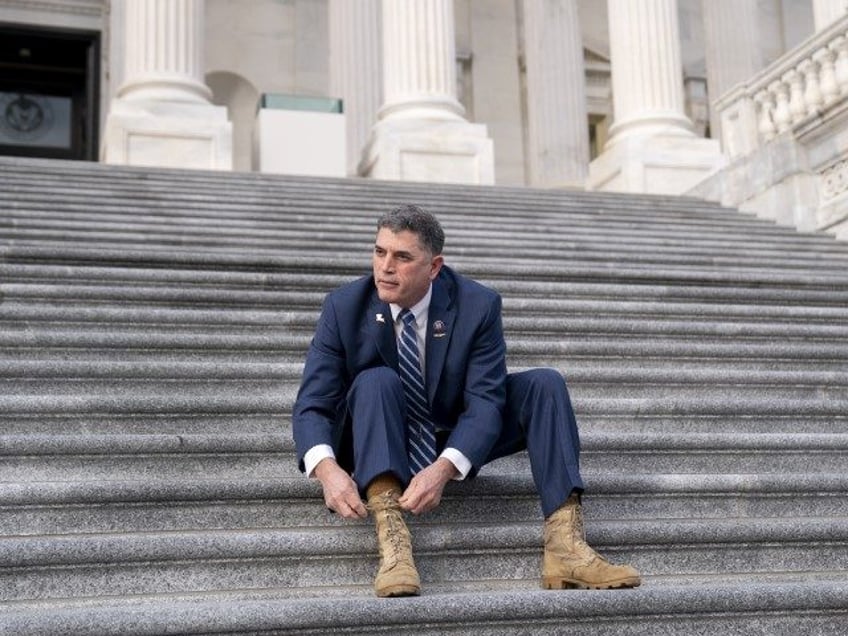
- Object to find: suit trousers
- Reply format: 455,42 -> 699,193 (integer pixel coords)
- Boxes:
346,366 -> 585,517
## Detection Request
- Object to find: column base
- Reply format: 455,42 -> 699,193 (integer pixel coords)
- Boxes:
102,99 -> 232,171
360,118 -> 494,185
588,134 -> 725,195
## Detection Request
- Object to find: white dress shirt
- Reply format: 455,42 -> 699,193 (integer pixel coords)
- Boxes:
303,283 -> 472,480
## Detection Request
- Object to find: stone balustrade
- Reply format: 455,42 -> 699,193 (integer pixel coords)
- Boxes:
716,15 -> 848,159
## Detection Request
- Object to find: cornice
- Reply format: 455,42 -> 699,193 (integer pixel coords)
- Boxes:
0,0 -> 103,17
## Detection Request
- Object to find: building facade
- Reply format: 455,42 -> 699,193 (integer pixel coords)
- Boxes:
1,0 -> 847,237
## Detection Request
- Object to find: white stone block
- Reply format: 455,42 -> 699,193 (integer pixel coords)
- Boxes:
588,134 -> 725,195
103,99 -> 232,170
686,134 -> 821,232
361,119 -> 494,185
253,107 -> 346,177
741,173 -> 819,230
718,89 -> 761,159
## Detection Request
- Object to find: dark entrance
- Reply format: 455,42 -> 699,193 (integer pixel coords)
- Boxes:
0,24 -> 99,161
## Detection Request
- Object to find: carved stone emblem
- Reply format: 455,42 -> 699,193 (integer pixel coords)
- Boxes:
0,93 -> 55,142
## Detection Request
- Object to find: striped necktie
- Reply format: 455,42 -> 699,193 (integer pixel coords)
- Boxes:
398,308 -> 437,473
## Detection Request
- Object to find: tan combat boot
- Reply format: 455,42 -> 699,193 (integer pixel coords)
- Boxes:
366,475 -> 421,597
542,496 -> 641,590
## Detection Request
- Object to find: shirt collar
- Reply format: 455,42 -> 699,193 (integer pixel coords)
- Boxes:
390,284 -> 432,326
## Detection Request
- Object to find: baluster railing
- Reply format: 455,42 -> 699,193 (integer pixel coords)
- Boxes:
814,47 -> 839,102
715,17 -> 848,158
800,58 -> 824,115
754,90 -> 777,141
831,35 -> 848,91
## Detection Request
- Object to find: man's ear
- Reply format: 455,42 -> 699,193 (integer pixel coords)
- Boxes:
430,255 -> 444,279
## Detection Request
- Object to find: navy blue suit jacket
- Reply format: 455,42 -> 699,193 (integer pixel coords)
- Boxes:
292,265 -> 507,475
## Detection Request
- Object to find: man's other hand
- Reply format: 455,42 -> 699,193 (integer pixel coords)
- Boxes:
399,457 -> 458,515
313,458 -> 368,519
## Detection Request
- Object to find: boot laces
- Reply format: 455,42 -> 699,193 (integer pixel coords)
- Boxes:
547,505 -> 610,566
384,511 -> 405,565
368,491 -> 408,568
573,505 -> 612,564
367,490 -> 400,513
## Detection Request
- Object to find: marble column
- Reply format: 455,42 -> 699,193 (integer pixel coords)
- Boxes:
588,0 -> 723,194
606,0 -> 692,141
522,0 -> 589,188
361,0 -> 494,184
813,0 -> 848,31
329,0 -> 382,176
701,0 -> 762,142
103,0 -> 231,170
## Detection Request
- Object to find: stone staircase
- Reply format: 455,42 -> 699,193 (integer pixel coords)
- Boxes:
1,156 -> 847,634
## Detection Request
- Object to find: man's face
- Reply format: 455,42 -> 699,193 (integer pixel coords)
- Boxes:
373,227 -> 443,308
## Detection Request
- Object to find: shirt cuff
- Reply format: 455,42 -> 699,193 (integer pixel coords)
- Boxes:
439,447 -> 472,480
303,444 -> 335,478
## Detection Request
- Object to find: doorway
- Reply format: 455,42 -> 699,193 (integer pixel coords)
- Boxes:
0,24 -> 99,161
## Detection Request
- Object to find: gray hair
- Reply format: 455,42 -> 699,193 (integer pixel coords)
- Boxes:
377,204 -> 445,255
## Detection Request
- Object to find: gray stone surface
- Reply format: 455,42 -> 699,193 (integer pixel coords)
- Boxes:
1,583 -> 847,635
1,155 -> 848,632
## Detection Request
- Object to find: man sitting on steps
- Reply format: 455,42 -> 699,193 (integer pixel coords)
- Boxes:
292,203 -> 640,596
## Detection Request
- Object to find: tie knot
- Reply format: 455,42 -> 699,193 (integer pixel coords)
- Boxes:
399,308 -> 416,328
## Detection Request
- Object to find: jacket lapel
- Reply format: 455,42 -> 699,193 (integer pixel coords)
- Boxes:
369,294 -> 398,369
425,275 -> 456,405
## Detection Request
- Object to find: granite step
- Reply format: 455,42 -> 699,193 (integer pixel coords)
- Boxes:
6,264 -> 848,307
3,360 -> 846,388
2,156 -> 848,634
5,245 -> 848,293
2,380 -> 845,408
4,429 -> 848,481
5,240 -> 847,280
0,452 -> 289,483
11,215 -> 813,255
1,517 -> 847,603
0,196 -> 810,232
6,328 -> 848,362
0,191 -> 791,222
580,413 -> 848,434
0,165 -> 835,241
5,214 -> 845,262
2,473 -> 846,536
3,411 -> 844,436
6,581 -> 846,636
6,303 -> 848,343
2,390 -> 846,419
3,347 -> 846,373
5,225 -> 836,265
0,162 -> 792,214
4,287 -> 848,326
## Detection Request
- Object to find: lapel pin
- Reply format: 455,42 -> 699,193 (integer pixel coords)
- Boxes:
376,313 -> 385,323
432,320 -> 446,338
